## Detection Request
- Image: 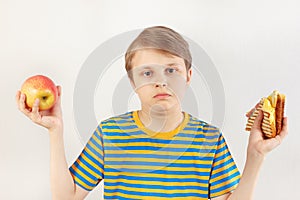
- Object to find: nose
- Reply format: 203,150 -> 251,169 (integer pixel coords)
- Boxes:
155,82 -> 167,87
154,73 -> 167,88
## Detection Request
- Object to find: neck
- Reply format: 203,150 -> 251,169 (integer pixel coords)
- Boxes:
138,105 -> 184,133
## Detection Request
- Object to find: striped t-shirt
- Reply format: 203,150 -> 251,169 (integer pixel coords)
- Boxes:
69,110 -> 240,199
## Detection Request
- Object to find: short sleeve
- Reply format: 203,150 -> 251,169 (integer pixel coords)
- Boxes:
209,132 -> 241,198
69,125 -> 104,191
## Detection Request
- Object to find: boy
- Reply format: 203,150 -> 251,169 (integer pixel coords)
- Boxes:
16,26 -> 288,199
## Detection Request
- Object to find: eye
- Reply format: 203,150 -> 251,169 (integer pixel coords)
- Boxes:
166,67 -> 177,74
143,70 -> 153,77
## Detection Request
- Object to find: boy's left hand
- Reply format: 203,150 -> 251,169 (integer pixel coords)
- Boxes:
246,108 -> 288,157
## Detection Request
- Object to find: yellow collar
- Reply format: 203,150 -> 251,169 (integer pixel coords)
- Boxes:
132,110 -> 189,138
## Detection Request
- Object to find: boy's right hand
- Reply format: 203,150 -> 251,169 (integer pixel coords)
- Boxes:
16,85 -> 63,133
245,102 -> 261,118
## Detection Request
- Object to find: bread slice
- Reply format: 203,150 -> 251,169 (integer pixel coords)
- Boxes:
245,90 -> 285,138
275,93 -> 285,135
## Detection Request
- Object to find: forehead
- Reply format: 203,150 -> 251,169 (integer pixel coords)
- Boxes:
131,49 -> 186,69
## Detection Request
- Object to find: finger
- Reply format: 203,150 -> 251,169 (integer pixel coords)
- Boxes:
255,102 -> 261,109
31,98 -> 40,114
15,90 -> 20,102
30,99 -> 42,124
271,117 -> 288,148
246,108 -> 255,117
278,117 -> 288,140
50,86 -> 62,115
53,85 -> 61,105
265,135 -> 282,151
18,92 -> 30,115
245,101 -> 261,117
16,91 -> 21,108
267,119 -> 288,149
29,98 -> 42,123
57,85 -> 61,96
251,110 -> 263,131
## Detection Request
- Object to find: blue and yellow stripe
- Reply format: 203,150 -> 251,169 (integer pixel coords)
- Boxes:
69,110 -> 240,199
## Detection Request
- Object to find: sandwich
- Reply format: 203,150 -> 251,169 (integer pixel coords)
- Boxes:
245,90 -> 286,138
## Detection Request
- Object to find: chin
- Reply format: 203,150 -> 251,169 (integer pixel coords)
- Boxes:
151,102 -> 179,112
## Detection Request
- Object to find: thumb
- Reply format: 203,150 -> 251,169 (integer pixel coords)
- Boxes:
252,109 -> 263,132
55,85 -> 62,104
49,85 -> 62,114
57,85 -> 62,97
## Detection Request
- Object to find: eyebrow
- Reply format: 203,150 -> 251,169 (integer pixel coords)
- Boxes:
166,63 -> 182,67
137,63 -> 182,70
141,66 -> 152,69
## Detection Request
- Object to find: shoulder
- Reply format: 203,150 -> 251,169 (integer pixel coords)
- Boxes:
186,112 -> 221,136
187,112 -> 220,130
99,111 -> 134,127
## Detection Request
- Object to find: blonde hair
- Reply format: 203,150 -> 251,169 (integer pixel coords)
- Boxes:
125,26 -> 192,77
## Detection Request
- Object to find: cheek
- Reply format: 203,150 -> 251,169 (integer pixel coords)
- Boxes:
166,75 -> 187,101
136,85 -> 152,99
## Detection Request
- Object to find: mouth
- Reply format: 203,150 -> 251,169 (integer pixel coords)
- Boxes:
153,93 -> 171,99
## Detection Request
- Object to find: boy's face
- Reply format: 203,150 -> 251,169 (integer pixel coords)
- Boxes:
129,49 -> 192,112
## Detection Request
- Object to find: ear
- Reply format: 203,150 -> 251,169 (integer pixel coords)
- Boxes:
186,68 -> 192,85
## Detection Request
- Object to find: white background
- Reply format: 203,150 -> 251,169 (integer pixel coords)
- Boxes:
1,0 -> 300,199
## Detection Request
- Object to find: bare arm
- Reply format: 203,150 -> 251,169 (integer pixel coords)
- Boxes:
212,110 -> 288,200
49,129 -> 89,200
225,150 -> 264,200
16,86 -> 89,199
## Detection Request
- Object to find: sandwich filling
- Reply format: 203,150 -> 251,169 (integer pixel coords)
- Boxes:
245,90 -> 285,138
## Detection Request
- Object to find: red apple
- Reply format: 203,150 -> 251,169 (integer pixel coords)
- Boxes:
21,75 -> 58,110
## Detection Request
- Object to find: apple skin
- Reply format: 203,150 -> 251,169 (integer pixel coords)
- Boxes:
21,75 -> 58,111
